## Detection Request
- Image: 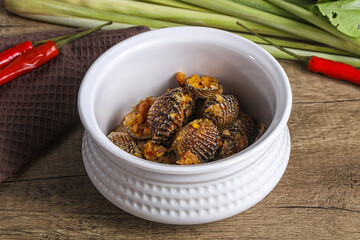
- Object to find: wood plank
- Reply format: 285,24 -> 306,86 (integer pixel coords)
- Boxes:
1,175 -> 359,239
1,100 -> 359,239
279,60 -> 360,103
1,1 -> 360,239
283,101 -> 360,210
0,1 -> 68,36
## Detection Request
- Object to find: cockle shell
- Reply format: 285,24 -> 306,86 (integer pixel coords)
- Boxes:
107,132 -> 141,158
185,74 -> 223,99
111,123 -> 127,133
147,87 -> 194,144
193,98 -> 206,118
186,98 -> 206,123
237,112 -> 259,144
218,120 -> 249,158
171,119 -> 220,162
201,94 -> 240,128
256,123 -> 266,141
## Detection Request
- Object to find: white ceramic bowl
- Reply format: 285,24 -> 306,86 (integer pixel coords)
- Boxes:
78,26 -> 292,225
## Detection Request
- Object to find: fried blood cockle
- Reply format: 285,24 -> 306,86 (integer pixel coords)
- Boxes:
185,73 -> 223,99
107,132 -> 141,158
201,94 -> 240,128
107,72 -> 266,165
147,87 -> 194,144
171,119 -> 220,163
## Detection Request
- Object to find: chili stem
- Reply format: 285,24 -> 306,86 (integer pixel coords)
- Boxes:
33,33 -> 75,46
234,32 -> 354,56
55,21 -> 112,48
34,21 -> 114,46
236,21 -> 360,68
50,0 -> 301,39
180,0 -> 360,56
236,22 -> 308,63
260,45 -> 360,68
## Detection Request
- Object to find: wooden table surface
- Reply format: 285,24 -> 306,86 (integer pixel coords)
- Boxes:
1,1 -> 359,239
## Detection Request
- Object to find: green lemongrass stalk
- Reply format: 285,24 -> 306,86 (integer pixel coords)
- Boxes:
260,44 -> 360,68
19,13 -> 137,29
58,0 -> 303,39
236,33 -> 354,56
16,10 -> 353,57
267,0 -> 360,46
180,0 -> 360,56
12,14 -> 360,67
17,9 -> 353,57
5,0 -> 182,29
231,0 -> 301,21
236,20 -> 360,67
138,0 -> 211,12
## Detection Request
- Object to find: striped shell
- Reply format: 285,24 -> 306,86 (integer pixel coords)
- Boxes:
111,123 -> 127,133
218,120 -> 249,158
193,98 -> 206,118
171,119 -> 220,162
185,74 -> 223,99
237,112 -> 259,144
186,98 -> 206,123
107,132 -> 141,158
147,87 -> 194,144
256,123 -> 266,141
201,94 -> 240,128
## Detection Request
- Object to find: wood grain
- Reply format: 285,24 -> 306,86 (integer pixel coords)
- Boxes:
0,1 -> 359,239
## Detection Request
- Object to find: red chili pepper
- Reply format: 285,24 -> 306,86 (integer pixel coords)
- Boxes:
0,41 -> 59,86
308,56 -> 360,85
236,22 -> 360,85
0,21 -> 112,86
0,31 -> 86,70
0,41 -> 33,69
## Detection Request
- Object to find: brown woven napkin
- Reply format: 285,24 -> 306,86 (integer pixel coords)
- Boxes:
0,26 -> 150,183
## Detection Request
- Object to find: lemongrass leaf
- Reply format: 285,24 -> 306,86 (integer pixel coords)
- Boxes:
58,0 -> 302,39
5,0 -> 182,28
138,0 -> 211,12
230,0 -> 302,21
18,13 -> 137,29
180,0 -> 360,55
268,0 -> 360,46
313,0 -> 360,37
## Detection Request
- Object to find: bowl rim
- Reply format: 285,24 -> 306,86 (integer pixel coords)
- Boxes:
78,26 -> 292,174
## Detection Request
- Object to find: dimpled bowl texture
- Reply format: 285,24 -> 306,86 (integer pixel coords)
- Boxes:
78,26 -> 292,225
